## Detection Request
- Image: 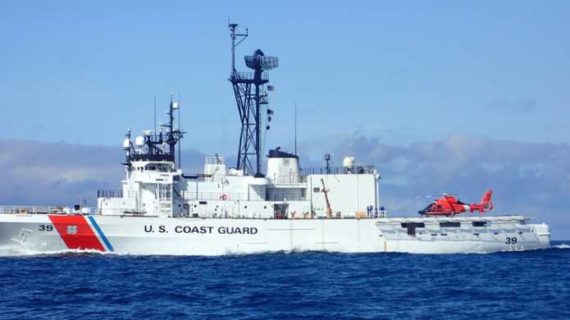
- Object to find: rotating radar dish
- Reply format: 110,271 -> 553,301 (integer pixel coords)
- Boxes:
245,49 -> 278,71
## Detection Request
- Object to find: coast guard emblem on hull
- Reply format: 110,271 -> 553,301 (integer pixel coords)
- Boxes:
67,225 -> 78,235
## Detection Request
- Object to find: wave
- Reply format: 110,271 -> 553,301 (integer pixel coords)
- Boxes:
0,247 -> 116,257
1,243 -> 568,257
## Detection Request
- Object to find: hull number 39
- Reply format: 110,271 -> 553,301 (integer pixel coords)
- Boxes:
505,237 -> 518,244
38,224 -> 53,232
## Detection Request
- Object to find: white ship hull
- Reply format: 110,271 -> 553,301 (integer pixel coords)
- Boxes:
0,214 -> 550,255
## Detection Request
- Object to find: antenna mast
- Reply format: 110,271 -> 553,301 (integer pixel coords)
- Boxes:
125,97 -> 184,164
177,92 -> 182,169
228,22 -> 279,177
154,96 -> 157,139
160,94 -> 183,164
229,22 -> 248,75
294,102 -> 298,155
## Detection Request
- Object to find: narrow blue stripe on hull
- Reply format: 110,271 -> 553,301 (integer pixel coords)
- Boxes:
88,216 -> 114,252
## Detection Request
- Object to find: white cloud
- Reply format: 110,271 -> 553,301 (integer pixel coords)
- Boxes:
0,140 -> 204,206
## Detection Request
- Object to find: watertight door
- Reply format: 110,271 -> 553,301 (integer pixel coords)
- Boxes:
274,204 -> 289,219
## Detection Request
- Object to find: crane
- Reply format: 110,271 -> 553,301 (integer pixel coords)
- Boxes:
320,178 -> 333,218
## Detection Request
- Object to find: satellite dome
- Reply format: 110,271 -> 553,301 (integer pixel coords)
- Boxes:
122,138 -> 131,150
135,136 -> 145,147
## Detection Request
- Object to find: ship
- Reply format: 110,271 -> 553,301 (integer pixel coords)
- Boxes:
0,23 -> 550,255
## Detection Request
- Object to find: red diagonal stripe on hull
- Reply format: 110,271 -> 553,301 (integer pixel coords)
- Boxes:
48,215 -> 105,251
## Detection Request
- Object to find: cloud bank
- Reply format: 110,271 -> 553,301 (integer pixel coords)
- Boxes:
1,137 -> 568,239
0,140 -> 204,206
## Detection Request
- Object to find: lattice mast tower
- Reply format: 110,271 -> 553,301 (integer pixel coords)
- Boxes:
228,22 -> 278,177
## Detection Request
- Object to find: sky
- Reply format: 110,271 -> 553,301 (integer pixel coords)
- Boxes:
1,1 -> 570,239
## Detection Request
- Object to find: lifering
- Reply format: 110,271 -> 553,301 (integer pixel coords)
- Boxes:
220,194 -> 228,201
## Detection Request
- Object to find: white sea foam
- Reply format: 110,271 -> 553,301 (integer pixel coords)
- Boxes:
0,247 -> 117,257
554,243 -> 570,249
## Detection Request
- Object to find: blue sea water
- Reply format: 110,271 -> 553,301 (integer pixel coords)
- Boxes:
0,243 -> 569,320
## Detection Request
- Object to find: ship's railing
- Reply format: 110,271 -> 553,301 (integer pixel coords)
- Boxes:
230,71 -> 269,81
0,206 -> 92,215
182,192 -> 306,202
0,206 -> 51,214
300,165 -> 376,176
183,192 -> 246,201
269,174 -> 307,184
266,193 -> 306,201
97,190 -> 123,198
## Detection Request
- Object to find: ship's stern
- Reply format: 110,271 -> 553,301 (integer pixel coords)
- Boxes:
529,223 -> 551,249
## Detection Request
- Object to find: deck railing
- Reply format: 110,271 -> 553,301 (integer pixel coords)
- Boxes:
181,192 -> 306,202
300,165 -> 376,175
0,206 -> 92,214
97,190 -> 123,198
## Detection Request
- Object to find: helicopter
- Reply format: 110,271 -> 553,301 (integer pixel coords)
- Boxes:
418,190 -> 494,216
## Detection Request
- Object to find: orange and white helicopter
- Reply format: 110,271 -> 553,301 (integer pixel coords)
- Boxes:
418,190 -> 494,216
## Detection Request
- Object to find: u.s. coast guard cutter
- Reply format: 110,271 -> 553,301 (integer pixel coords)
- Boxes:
0,24 -> 550,255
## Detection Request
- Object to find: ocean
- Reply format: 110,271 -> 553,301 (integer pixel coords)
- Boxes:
1,243 -> 569,320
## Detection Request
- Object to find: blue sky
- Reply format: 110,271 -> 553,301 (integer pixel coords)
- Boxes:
1,1 -> 569,152
1,1 -> 570,239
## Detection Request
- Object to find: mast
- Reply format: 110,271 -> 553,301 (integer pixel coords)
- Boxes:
228,22 -> 278,177
229,23 -> 248,75
124,98 -> 184,165
294,102 -> 298,155
177,92 -> 182,169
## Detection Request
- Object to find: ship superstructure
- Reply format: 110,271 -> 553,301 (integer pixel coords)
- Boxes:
101,119 -> 378,221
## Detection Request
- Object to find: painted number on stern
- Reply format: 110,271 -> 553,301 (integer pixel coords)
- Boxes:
505,237 -> 518,244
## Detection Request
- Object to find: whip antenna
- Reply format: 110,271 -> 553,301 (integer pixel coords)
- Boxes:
294,102 -> 298,155
178,91 -> 182,169
154,96 -> 157,139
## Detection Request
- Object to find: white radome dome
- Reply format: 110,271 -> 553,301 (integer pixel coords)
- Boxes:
135,136 -> 145,147
122,138 -> 131,149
